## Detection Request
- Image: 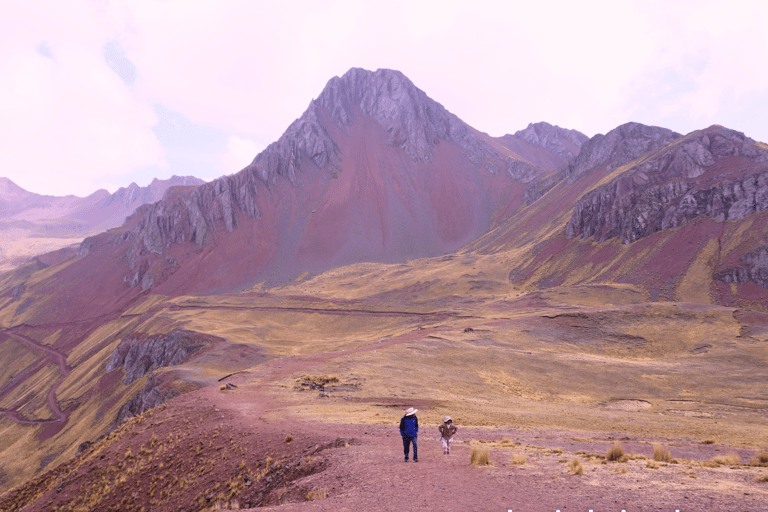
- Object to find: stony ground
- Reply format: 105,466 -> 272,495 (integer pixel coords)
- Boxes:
3,359 -> 768,512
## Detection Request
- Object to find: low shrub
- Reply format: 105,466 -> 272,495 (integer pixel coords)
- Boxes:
752,452 -> 768,467
509,453 -> 527,465
606,443 -> 624,462
567,458 -> 583,475
470,444 -> 491,466
712,454 -> 740,466
653,444 -> 672,462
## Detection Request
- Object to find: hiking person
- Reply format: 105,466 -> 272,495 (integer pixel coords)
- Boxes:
438,416 -> 457,455
399,407 -> 419,462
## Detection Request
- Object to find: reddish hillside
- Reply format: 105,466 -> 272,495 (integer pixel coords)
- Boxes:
473,123 -> 768,307
15,68 -> 579,305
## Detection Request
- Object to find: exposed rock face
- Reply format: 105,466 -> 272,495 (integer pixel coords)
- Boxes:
514,122 -> 589,163
115,67 -> 537,289
522,122 -> 680,206
103,175 -> 204,208
564,122 -> 681,184
106,330 -> 211,385
566,126 -> 768,244
115,373 -> 185,425
716,245 -> 768,289
117,171 -> 261,289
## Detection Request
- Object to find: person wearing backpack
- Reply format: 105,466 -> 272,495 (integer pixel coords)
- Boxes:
399,407 -> 419,462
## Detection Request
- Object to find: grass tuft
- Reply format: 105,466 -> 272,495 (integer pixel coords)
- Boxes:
306,488 -> 328,500
712,453 -> 740,465
567,458 -> 583,475
606,443 -> 624,462
752,452 -> 768,467
285,434 -> 294,443
470,443 -> 491,466
509,453 -> 527,465
653,444 -> 672,462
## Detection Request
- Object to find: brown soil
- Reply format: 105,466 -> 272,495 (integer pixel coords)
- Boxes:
6,352 -> 768,512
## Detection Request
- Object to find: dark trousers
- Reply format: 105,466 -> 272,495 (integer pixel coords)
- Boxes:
402,435 -> 418,459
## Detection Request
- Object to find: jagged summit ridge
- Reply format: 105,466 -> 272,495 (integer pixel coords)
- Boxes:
566,125 -> 768,244
315,68 -> 466,162
564,122 -> 682,183
249,68 -> 512,186
514,122 -> 589,162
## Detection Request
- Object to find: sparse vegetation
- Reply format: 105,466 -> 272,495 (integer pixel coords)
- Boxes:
306,487 -> 328,500
567,458 -> 583,475
470,443 -> 491,466
752,452 -> 768,467
509,453 -> 527,465
653,443 -> 672,462
711,453 -> 740,466
285,434 -> 294,443
756,472 -> 768,483
606,442 -> 625,462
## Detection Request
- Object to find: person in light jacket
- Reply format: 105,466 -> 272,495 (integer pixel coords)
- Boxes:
399,407 -> 419,462
438,416 -> 457,455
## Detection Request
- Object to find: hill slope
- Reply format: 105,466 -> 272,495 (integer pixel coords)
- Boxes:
3,67 -> 768,504
0,175 -> 204,272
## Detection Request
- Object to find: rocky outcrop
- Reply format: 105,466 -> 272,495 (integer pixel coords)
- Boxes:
514,122 -> 589,163
115,372 -> 189,425
564,122 -> 681,184
114,170 -> 261,289
716,245 -> 768,289
566,126 -> 768,244
106,330 -> 211,385
103,175 -> 204,208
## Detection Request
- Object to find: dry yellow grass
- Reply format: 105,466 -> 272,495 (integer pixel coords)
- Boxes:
752,452 -> 768,466
653,444 -> 672,462
306,488 -> 328,500
606,443 -> 625,462
470,444 -> 491,466
567,458 -> 583,475
509,453 -> 527,465
712,453 -> 740,465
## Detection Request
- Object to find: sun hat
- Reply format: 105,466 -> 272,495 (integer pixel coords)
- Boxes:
406,407 -> 417,416
444,416 -> 452,422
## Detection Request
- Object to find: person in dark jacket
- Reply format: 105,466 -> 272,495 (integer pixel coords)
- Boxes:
399,407 -> 419,462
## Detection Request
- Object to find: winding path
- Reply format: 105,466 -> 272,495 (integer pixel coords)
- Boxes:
0,331 -> 71,424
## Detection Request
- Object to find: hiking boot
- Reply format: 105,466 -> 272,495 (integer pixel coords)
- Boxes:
404,457 -> 408,462
413,458 -> 419,462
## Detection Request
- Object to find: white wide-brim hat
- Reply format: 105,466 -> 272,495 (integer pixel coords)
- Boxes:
406,407 -> 417,416
444,416 -> 452,422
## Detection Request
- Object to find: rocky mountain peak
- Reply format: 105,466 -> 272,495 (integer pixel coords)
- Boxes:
314,67 -> 464,162
565,124 -> 768,245
514,122 -> 589,162
564,122 -> 682,183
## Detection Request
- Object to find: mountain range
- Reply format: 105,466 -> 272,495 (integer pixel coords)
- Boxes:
2,67 -> 768,508
0,175 -> 204,272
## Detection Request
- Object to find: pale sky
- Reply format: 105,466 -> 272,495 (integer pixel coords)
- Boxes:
2,0 -> 767,197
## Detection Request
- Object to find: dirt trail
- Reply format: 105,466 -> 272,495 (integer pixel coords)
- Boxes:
0,332 -> 70,424
207,351 -> 768,512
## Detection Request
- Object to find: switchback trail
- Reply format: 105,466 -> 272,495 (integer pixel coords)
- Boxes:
0,331 -> 71,424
